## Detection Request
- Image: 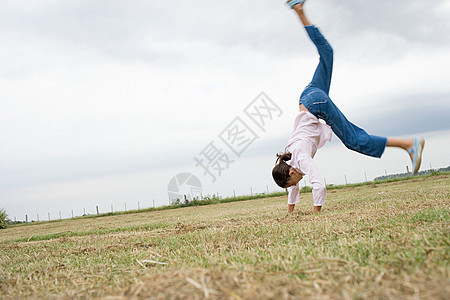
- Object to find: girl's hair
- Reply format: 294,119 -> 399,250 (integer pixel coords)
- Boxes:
272,152 -> 292,188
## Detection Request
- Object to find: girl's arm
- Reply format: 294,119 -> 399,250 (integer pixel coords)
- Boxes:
288,204 -> 295,213
297,155 -> 326,212
287,184 -> 300,213
288,201 -> 321,213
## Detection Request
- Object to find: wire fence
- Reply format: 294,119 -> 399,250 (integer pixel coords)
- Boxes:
8,165 -> 448,225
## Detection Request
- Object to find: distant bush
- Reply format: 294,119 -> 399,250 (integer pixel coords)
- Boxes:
300,186 -> 313,193
430,169 -> 439,176
0,208 -> 10,229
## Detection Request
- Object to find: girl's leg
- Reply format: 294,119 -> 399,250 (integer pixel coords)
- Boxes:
386,138 -> 414,152
311,96 -> 387,158
292,4 -> 334,95
387,137 -> 425,175
311,96 -> 425,175
289,1 -> 425,175
387,137 -> 415,166
291,2 -> 312,26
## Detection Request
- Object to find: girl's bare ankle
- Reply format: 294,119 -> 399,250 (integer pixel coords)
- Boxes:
406,139 -> 414,150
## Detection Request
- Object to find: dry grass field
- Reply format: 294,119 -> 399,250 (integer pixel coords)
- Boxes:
1,174 -> 449,299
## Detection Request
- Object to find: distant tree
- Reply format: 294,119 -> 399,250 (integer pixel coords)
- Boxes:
0,208 -> 10,229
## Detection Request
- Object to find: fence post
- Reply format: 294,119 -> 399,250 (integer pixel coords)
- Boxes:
138,201 -> 140,210
406,166 -> 410,176
365,172 -> 368,182
344,175 -> 348,185
48,212 -> 51,221
83,208 -> 86,216
111,205 -> 113,213
37,214 -> 39,222
233,189 -> 236,198
96,206 -> 99,215
266,185 -> 269,194
59,211 -> 62,220
25,215 -> 28,224
125,203 -> 127,212
250,187 -> 253,196
71,209 -> 74,218
153,199 -> 155,208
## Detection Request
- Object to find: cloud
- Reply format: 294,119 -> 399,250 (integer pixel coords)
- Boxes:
1,0 -> 450,220
352,92 -> 450,137
314,0 -> 450,45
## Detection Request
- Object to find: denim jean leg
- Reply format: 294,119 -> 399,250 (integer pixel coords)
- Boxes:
317,98 -> 387,158
305,26 -> 334,95
299,27 -> 387,158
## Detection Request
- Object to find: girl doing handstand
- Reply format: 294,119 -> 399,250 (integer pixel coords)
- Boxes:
272,1 -> 425,213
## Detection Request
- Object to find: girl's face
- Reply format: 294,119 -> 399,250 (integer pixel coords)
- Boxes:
286,167 -> 303,187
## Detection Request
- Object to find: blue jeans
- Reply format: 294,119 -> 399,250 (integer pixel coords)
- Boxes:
299,26 -> 387,158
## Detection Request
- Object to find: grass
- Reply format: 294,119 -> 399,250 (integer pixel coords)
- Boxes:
12,222 -> 170,243
0,174 -> 449,299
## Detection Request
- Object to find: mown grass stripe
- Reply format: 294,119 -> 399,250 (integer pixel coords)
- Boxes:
12,222 -> 170,243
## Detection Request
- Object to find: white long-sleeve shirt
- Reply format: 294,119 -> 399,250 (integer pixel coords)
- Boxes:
286,111 -> 332,206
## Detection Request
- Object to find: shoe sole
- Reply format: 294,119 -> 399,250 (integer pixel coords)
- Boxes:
413,139 -> 425,175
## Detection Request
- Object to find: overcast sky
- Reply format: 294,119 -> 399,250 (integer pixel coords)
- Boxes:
1,0 -> 450,221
